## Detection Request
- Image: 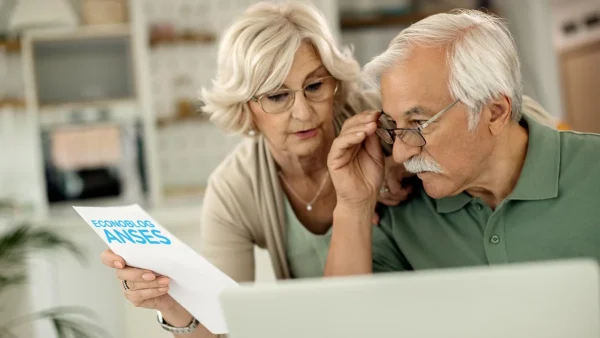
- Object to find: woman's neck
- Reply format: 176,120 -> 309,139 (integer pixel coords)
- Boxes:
268,131 -> 334,182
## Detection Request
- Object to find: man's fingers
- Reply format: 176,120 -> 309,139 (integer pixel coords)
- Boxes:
328,131 -> 367,169
379,186 -> 412,206
386,173 -> 403,196
340,111 -> 380,133
339,121 -> 378,139
329,112 -> 380,169
100,249 -> 125,269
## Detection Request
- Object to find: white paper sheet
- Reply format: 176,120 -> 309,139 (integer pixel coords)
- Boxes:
73,204 -> 238,334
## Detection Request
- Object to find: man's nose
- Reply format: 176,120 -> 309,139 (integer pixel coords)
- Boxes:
393,139 -> 421,164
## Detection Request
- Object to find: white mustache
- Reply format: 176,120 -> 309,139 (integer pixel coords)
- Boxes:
403,156 -> 443,174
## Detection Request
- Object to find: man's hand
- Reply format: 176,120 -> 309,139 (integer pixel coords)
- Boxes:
328,110 -> 384,210
325,111 -> 384,277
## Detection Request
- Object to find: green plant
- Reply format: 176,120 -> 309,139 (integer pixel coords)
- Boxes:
0,201 -> 108,338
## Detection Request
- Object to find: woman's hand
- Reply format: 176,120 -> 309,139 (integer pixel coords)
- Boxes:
101,250 -> 215,337
377,155 -> 414,206
100,249 -> 178,312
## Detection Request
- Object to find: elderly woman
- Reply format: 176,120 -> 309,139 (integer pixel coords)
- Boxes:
99,2 -> 406,336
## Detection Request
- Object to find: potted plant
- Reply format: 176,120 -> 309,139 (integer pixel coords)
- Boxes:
0,200 -> 107,338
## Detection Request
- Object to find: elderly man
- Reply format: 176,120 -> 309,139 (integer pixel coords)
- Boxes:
324,9 -> 600,276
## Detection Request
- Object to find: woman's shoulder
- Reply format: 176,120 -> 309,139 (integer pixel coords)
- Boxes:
207,137 -> 262,194
202,136 -> 274,245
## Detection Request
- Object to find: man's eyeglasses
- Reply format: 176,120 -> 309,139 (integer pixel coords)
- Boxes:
251,76 -> 339,114
376,99 -> 460,147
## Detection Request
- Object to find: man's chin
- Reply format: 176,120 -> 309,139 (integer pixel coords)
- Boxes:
415,172 -> 431,179
420,174 -> 452,199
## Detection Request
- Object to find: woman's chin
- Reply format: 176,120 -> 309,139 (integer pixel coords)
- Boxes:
289,136 -> 324,156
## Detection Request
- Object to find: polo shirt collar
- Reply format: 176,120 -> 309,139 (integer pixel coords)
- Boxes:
435,114 -> 560,213
435,192 -> 472,213
507,114 -> 560,201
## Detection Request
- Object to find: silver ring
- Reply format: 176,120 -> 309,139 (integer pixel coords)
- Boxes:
380,186 -> 389,194
122,280 -> 130,291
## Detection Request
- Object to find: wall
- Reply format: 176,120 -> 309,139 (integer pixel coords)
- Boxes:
494,0 -> 565,118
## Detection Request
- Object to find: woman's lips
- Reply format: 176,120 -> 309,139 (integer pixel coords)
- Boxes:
294,128 -> 318,139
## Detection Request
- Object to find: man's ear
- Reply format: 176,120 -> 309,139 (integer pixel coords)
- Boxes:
487,95 -> 512,136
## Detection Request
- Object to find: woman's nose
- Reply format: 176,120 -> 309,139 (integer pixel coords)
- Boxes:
290,93 -> 313,121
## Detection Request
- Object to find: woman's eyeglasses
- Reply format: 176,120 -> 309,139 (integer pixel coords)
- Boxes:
251,76 -> 339,114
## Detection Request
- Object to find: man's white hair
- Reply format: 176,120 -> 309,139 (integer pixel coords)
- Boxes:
200,1 -> 361,135
363,9 -> 523,130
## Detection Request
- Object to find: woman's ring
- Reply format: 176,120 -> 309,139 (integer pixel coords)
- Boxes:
122,280 -> 130,291
380,186 -> 389,194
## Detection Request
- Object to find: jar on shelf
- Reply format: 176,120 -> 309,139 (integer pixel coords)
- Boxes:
81,0 -> 128,25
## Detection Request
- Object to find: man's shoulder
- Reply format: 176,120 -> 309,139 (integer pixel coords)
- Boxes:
557,129 -> 600,189
558,129 -> 600,166
559,129 -> 600,144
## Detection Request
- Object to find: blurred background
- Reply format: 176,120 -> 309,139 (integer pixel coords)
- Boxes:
0,0 -> 598,337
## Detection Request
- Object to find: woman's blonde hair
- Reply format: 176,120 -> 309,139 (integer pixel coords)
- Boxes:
200,1 -> 361,135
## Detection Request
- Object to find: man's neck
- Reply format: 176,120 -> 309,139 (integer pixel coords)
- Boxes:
466,122 -> 529,210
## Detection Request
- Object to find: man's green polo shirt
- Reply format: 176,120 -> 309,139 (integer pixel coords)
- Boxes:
373,115 -> 600,272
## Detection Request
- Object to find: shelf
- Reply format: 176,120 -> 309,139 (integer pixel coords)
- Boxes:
0,97 -> 25,109
1,25 -> 131,53
149,31 -> 216,47
30,24 -> 131,42
340,11 -> 439,30
163,185 -> 205,198
38,98 -> 136,111
0,39 -> 21,53
156,113 -> 209,127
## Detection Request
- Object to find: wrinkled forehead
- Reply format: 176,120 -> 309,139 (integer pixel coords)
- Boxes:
379,47 -> 451,120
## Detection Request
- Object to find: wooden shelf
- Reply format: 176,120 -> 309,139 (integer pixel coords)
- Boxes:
149,32 -> 216,47
38,98 -> 136,111
156,113 -> 209,127
340,11 -> 437,30
163,185 -> 205,198
340,8 -> 495,30
0,97 -> 25,109
0,39 -> 22,53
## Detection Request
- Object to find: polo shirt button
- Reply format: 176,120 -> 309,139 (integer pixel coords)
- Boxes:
490,235 -> 500,244
475,203 -> 483,211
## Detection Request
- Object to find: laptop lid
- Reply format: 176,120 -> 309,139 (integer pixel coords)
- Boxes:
220,259 -> 600,338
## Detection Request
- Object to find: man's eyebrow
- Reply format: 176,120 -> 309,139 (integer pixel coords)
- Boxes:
404,106 -> 430,117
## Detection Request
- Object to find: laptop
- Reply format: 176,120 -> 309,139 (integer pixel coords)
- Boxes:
220,259 -> 600,338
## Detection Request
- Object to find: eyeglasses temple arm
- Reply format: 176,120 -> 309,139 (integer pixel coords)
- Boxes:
420,99 -> 460,129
